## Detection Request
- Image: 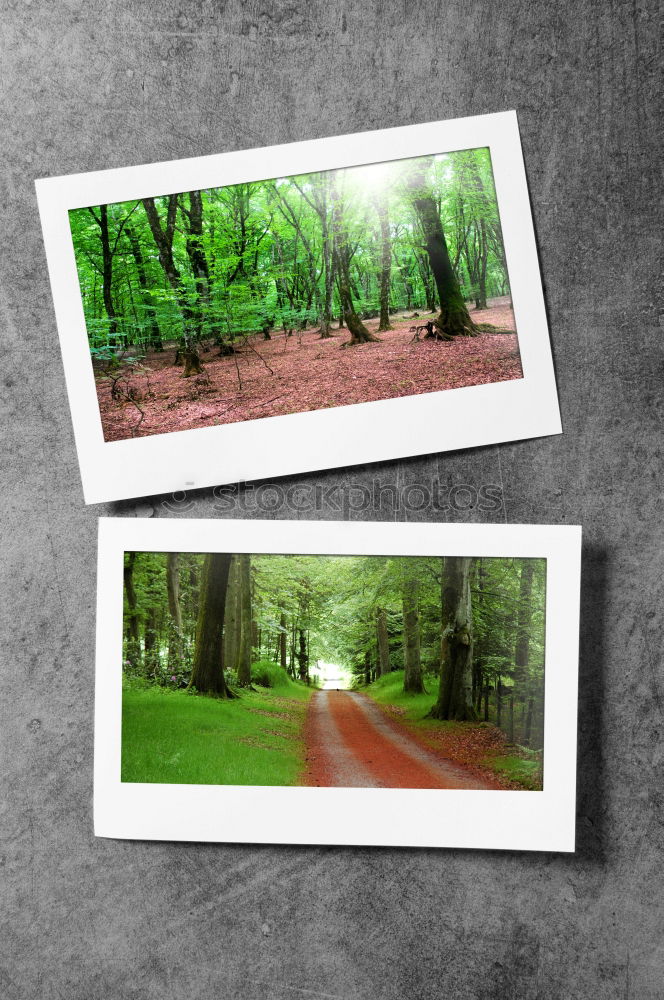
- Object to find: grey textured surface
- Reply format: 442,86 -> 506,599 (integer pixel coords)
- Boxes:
1,1 -> 662,997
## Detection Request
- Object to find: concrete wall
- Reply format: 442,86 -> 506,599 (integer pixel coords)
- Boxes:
1,2 -> 662,996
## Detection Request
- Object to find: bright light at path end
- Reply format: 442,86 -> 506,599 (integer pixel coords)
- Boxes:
317,661 -> 353,690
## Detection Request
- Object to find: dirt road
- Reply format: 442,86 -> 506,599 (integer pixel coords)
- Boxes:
304,690 -> 495,789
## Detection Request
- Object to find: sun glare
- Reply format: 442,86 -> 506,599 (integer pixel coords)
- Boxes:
347,160 -> 396,193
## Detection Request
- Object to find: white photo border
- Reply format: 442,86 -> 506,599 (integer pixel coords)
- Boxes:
37,111 -> 561,505
95,518 -> 581,852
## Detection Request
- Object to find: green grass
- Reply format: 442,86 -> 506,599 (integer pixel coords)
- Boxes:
363,670 -> 439,723
485,755 -> 543,790
121,673 -> 313,787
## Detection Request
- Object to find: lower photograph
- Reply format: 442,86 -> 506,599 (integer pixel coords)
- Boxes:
94,517 -> 582,851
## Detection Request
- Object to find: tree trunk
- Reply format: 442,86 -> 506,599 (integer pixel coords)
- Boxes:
376,606 -> 390,676
222,556 -> 240,673
430,556 -> 477,720
123,552 -> 141,668
237,554 -> 252,687
364,650 -> 372,686
142,196 -> 203,375
483,681 -> 490,722
126,223 -> 163,350
374,196 -> 392,331
515,561 -> 535,679
402,566 -> 423,693
296,628 -> 309,684
330,183 -> 380,346
496,677 -> 502,728
515,559 -> 535,742
166,553 -> 184,669
523,696 -> 535,747
143,605 -> 159,675
279,611 -> 287,671
509,696 -> 515,743
408,168 -> 477,340
189,553 -> 234,696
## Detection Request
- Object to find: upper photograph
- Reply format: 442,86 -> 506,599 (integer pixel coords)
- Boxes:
71,147 -> 518,441
37,112 -> 561,502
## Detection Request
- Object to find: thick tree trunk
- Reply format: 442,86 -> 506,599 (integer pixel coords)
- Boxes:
189,553 -> 234,696
123,552 -> 141,668
408,169 -> 477,340
222,556 -> 240,673
374,196 -> 392,331
376,606 -> 390,676
402,566 -> 423,693
166,553 -> 184,669
237,554 -> 253,687
430,556 -> 477,720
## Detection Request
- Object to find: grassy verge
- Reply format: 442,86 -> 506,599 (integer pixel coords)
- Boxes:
362,671 -> 543,790
121,671 -> 313,787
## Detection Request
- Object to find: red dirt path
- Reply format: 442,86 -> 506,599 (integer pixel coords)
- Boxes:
96,299 -> 521,441
303,690 -> 500,789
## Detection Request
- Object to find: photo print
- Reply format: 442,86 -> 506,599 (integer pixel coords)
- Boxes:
95,518 -> 581,851
37,112 -> 561,503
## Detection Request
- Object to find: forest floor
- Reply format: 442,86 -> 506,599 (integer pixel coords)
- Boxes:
97,298 -> 521,441
304,689 -> 501,789
121,669 -> 541,790
363,672 -> 543,790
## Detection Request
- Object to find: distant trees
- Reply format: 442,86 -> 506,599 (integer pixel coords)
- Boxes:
71,148 -> 510,368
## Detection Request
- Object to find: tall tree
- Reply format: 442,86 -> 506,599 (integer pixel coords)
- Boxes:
237,554 -> 253,687
222,556 -> 241,672
123,552 -> 141,668
166,552 -> 184,668
515,560 -> 535,745
142,195 -> 203,375
189,553 -> 234,696
331,180 -> 380,346
401,562 -> 423,693
407,164 -> 476,340
374,194 -> 392,331
430,557 -> 476,720
375,606 -> 391,676
125,223 -> 163,350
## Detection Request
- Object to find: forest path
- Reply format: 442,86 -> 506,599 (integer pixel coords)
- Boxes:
303,690 -> 494,789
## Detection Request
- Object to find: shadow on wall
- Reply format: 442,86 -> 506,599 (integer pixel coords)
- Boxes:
575,542 -> 609,863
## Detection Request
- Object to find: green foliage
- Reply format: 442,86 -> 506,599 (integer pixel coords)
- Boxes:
70,147 -> 510,354
251,658 -> 296,689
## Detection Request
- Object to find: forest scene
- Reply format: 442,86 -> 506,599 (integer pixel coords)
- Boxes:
71,147 -> 521,441
122,552 -> 546,790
